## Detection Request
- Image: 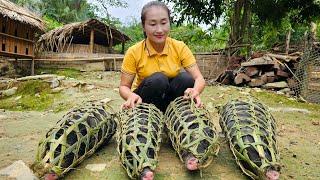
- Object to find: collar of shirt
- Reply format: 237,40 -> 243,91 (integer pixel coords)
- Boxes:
144,37 -> 169,57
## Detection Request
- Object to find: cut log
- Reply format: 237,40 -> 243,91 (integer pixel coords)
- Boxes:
266,53 -> 299,62
264,71 -> 275,77
248,78 -> 266,87
261,74 -> 268,83
262,81 -> 288,89
245,66 -> 259,77
234,73 -> 251,85
241,56 -> 274,66
267,76 -> 276,83
276,69 -> 289,78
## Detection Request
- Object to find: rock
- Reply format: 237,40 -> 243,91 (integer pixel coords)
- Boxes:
279,88 -> 291,93
100,97 -> 112,104
85,84 -> 95,90
35,93 -> 40,97
0,87 -> 18,97
0,115 -> 7,120
17,74 -> 57,81
276,91 -> 285,95
57,76 -> 65,81
262,81 -> 288,89
50,78 -> 60,89
85,163 -> 106,172
51,87 -> 64,93
0,160 -> 38,180
252,87 -> 262,92
15,96 -> 22,101
97,74 -> 103,79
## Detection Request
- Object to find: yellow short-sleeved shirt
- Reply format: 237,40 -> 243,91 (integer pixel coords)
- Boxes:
121,37 -> 196,90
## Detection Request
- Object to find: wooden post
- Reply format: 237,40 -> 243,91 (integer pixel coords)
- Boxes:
31,58 -> 34,75
121,41 -> 125,54
90,29 -> 95,53
285,29 -> 291,55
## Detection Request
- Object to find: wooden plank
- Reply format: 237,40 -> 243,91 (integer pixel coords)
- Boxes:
0,32 -> 35,43
241,56 -> 274,66
35,57 -> 124,61
266,53 -> 299,62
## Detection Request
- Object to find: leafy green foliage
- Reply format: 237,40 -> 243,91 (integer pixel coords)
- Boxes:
161,0 -> 224,25
39,0 -> 94,24
114,20 -> 228,53
42,15 -> 64,31
170,24 -> 228,52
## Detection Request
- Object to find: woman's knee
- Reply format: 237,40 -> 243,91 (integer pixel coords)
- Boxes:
144,72 -> 169,90
175,72 -> 194,87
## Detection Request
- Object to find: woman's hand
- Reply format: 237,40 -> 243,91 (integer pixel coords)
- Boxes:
183,88 -> 203,107
121,92 -> 142,109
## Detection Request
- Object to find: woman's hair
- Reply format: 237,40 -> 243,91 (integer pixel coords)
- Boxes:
141,1 -> 170,38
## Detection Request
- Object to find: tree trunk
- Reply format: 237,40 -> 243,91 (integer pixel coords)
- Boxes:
228,0 -> 252,55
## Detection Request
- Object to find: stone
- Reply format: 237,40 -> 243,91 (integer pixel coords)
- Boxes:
17,74 -> 57,81
100,97 -> 112,104
51,87 -> 64,93
0,87 -> 18,97
15,96 -> 22,101
85,84 -> 95,90
262,81 -> 288,89
0,160 -> 38,180
85,164 -> 107,172
50,78 -> 60,89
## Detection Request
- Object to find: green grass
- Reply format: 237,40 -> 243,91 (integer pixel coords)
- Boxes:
35,68 -> 81,78
0,80 -> 61,111
252,91 -> 320,111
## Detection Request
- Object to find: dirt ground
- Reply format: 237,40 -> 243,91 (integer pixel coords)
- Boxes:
0,71 -> 320,180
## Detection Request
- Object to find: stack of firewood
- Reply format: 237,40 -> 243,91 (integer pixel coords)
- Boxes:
216,52 -> 302,94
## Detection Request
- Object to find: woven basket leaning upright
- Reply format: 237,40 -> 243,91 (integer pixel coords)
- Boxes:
32,102 -> 117,178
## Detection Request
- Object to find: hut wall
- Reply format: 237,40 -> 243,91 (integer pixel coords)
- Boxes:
62,43 -> 111,54
35,53 -> 124,71
0,17 -> 34,58
194,53 -> 228,79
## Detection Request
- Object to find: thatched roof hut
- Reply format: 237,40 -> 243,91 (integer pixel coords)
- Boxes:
37,19 -> 130,54
0,0 -> 45,32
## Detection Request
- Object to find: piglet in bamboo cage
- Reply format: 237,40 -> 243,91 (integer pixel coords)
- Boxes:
219,97 -> 281,180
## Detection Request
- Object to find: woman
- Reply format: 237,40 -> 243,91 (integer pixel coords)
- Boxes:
119,1 -> 206,179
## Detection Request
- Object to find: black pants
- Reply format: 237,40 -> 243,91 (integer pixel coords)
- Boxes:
134,72 -> 195,112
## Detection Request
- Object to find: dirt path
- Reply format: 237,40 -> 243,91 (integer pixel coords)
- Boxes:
1,71 -> 320,179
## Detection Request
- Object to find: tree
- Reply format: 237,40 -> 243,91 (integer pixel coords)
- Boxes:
89,0 -> 127,25
162,0 -> 320,50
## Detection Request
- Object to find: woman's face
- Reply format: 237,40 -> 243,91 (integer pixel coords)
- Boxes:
143,6 -> 170,46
